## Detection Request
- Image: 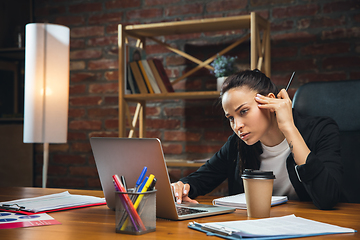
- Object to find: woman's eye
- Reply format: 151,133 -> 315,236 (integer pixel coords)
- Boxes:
228,116 -> 234,122
240,109 -> 248,115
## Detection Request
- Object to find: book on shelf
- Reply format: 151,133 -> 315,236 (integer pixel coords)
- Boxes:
129,61 -> 149,94
124,45 -> 146,94
137,60 -> 154,94
126,57 -> 175,94
140,59 -> 161,94
127,65 -> 139,94
137,61 -> 154,93
147,59 -> 168,93
152,59 -> 174,92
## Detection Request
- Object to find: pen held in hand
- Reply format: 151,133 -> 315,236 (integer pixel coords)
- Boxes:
285,71 -> 295,91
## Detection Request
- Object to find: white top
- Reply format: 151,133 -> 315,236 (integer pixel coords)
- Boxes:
260,138 -> 298,200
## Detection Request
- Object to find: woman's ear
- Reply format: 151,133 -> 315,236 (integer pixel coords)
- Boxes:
267,93 -> 276,99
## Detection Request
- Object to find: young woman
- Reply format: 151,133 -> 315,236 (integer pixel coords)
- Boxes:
171,69 -> 343,210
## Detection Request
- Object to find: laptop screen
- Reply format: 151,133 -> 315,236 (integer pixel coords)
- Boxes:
90,137 -> 179,219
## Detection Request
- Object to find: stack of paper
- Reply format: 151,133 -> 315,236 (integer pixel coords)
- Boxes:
0,191 -> 106,214
212,193 -> 288,209
189,215 -> 356,239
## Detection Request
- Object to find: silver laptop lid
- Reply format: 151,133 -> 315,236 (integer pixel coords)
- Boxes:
90,137 -> 235,220
90,137 -> 179,219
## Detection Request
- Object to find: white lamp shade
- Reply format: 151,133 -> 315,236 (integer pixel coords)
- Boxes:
23,23 -> 70,143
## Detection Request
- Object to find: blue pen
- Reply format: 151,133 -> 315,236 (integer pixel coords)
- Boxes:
132,176 -> 148,203
135,167 -> 147,191
129,167 -> 147,203
137,176 -> 148,192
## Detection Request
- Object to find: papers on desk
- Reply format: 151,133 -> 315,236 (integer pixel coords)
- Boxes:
0,191 -> 106,215
212,193 -> 288,209
0,212 -> 61,229
188,214 -> 356,240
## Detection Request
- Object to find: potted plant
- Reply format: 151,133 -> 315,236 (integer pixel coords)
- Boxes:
210,55 -> 238,91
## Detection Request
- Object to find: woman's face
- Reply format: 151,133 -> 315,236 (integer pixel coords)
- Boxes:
222,86 -> 273,146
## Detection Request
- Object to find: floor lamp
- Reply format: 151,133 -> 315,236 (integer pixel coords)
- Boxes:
23,23 -> 70,188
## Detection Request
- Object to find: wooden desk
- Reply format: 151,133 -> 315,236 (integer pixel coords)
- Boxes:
1,187 -> 359,240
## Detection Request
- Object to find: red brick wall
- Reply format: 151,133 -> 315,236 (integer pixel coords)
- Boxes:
32,0 -> 360,190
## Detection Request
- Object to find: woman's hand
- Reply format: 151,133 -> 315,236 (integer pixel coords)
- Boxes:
255,89 -> 310,166
171,181 -> 198,204
255,89 -> 295,133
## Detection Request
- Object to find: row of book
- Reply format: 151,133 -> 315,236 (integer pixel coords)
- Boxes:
127,59 -> 174,94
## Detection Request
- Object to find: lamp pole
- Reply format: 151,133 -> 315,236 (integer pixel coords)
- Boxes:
42,143 -> 49,188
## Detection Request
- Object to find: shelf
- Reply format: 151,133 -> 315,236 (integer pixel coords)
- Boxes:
124,15 -> 268,38
0,48 -> 25,61
124,91 -> 220,101
165,160 -> 204,168
118,12 -> 271,138
0,118 -> 24,123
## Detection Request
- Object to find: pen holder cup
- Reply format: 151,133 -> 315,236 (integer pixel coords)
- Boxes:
115,190 -> 156,235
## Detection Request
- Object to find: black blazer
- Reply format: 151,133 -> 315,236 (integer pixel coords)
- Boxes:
180,110 -> 343,210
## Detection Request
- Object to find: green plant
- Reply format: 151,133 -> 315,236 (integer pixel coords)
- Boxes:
210,55 -> 238,78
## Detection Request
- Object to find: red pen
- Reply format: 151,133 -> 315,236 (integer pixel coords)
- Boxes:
113,180 -> 138,231
112,174 -> 146,231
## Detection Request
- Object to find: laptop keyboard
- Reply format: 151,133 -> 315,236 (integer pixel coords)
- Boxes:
176,206 -> 208,216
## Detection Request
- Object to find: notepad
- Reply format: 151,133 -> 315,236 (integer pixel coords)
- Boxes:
212,193 -> 288,209
0,191 -> 106,215
188,214 -> 356,240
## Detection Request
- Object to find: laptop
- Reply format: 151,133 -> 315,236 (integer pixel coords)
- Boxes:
90,137 -> 235,220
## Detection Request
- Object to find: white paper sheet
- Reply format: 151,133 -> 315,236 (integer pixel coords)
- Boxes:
0,191 -> 105,213
202,215 -> 355,238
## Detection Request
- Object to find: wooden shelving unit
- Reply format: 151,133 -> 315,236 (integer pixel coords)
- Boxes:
118,12 -> 271,138
165,160 -> 204,168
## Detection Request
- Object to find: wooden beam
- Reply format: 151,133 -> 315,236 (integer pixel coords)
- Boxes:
148,36 -> 213,70
128,103 -> 142,138
124,91 -> 220,101
139,101 -> 146,138
118,24 -> 126,137
171,33 -> 250,85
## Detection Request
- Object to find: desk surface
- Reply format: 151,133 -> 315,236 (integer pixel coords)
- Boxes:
1,187 -> 359,240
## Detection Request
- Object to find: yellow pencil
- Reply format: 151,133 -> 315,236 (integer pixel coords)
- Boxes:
120,174 -> 155,231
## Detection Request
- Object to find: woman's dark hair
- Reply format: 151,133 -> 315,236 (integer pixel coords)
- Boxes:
219,69 -> 279,173
220,69 -> 278,97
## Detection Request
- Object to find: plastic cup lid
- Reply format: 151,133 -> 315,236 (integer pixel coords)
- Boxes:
241,169 -> 275,179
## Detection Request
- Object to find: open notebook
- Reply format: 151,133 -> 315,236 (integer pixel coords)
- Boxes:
90,137 -> 235,220
213,193 -> 288,209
